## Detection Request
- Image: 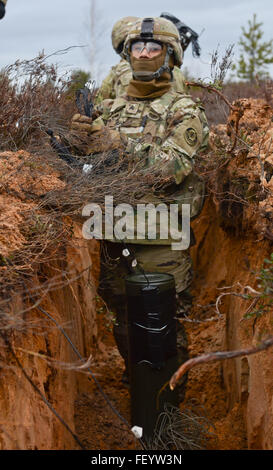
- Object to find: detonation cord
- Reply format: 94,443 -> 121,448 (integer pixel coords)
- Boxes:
120,240 -> 150,287
34,301 -> 146,450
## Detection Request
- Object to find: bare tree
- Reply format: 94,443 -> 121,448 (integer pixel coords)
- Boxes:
83,0 -> 111,84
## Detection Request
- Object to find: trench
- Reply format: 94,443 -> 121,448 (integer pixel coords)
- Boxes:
73,193 -> 272,450
1,186 -> 271,450
1,98 -> 272,450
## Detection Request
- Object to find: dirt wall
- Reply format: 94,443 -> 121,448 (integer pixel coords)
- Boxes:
0,228 -> 100,450
191,195 -> 272,449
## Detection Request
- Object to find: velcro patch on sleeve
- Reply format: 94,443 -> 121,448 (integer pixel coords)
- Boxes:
185,127 -> 198,146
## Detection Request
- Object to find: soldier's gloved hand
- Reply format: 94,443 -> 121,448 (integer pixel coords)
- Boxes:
68,114 -> 94,155
71,113 -> 93,135
86,128 -> 122,154
0,1 -> 6,19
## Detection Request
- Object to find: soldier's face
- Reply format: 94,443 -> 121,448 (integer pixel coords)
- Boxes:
131,41 -> 163,59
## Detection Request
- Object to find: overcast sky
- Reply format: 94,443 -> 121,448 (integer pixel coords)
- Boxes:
1,0 -> 273,83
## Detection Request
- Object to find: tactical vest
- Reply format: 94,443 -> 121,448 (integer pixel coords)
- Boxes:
113,60 -> 132,98
106,89 -> 179,146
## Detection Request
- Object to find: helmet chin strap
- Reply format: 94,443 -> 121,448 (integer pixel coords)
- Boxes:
131,45 -> 174,82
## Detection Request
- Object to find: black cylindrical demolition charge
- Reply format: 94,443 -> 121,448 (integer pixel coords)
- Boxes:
125,273 -> 179,443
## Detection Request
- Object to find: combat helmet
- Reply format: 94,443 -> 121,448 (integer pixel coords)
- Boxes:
123,17 -> 183,69
111,16 -> 139,55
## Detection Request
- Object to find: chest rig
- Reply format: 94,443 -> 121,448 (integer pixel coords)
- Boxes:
107,90 -> 180,147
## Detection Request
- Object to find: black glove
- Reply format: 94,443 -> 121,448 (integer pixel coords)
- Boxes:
0,1 -> 6,20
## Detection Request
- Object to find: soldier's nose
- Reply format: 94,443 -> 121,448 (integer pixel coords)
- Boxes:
139,48 -> 150,58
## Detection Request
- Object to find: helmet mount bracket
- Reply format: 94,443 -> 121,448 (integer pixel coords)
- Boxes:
140,18 -> 155,39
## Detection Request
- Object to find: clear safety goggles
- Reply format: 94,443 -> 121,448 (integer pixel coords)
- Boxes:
131,41 -> 163,55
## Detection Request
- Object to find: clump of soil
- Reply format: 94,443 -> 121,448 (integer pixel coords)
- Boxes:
0,149 -> 70,294
0,150 -> 65,258
183,308 -> 248,450
210,98 -> 273,240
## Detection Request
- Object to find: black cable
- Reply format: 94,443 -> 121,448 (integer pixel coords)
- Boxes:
37,304 -> 130,427
36,86 -> 149,444
120,241 -> 150,287
35,303 -> 147,449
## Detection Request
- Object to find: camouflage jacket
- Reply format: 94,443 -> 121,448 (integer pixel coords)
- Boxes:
90,89 -> 209,245
95,59 -> 188,104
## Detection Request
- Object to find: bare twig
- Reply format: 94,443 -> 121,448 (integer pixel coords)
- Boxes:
186,81 -> 236,111
13,346 -> 94,372
181,314 -> 224,324
215,291 -> 250,316
169,336 -> 273,390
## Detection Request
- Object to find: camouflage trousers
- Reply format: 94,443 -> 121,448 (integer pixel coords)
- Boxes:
99,241 -> 192,398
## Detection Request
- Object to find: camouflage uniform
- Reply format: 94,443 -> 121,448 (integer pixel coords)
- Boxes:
72,17 -> 209,389
93,85 -> 208,390
94,85 -> 208,284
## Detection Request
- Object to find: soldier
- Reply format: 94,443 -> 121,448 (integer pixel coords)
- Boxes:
71,17 -> 209,391
0,0 -> 7,20
95,15 -> 188,104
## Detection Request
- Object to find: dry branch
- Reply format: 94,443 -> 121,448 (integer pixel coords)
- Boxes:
186,81 -> 235,111
169,336 -> 273,391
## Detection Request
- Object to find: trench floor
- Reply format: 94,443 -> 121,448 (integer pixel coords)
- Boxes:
74,298 -> 248,450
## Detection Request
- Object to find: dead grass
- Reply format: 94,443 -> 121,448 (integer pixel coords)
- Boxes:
190,79 -> 273,125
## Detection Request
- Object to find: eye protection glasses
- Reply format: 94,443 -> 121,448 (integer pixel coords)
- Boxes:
131,41 -> 163,55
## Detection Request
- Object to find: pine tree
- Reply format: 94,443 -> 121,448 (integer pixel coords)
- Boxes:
234,14 -> 273,82
66,70 -> 91,98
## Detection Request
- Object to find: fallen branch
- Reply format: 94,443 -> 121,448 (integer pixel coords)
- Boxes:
169,336 -> 273,391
